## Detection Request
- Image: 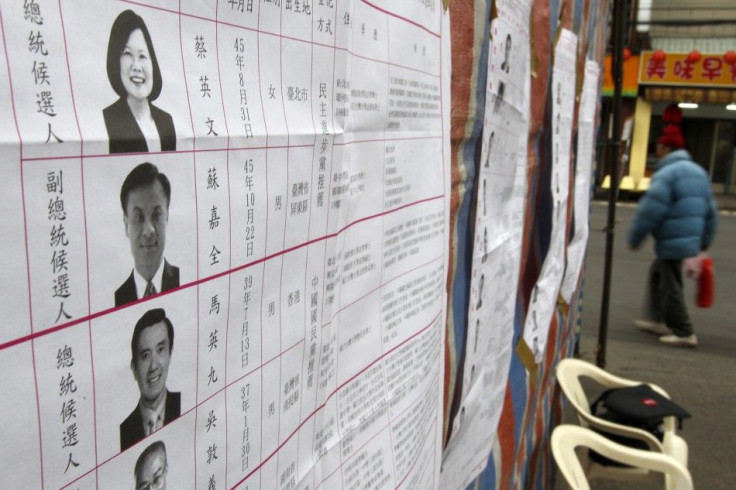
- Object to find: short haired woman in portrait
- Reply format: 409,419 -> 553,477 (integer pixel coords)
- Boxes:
104,10 -> 176,154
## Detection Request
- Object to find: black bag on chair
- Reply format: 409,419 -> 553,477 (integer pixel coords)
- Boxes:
588,384 -> 691,466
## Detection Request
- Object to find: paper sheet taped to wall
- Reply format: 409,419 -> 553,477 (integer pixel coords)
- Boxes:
521,28 -> 577,365
0,1 -> 450,488
561,59 -> 600,303
439,0 -> 531,487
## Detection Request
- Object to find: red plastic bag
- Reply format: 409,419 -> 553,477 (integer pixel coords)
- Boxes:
697,257 -> 715,308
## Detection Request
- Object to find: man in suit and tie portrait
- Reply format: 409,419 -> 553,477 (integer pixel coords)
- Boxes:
116,162 -> 179,307
121,308 -> 181,451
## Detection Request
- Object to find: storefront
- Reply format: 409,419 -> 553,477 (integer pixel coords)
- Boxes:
601,50 -> 736,194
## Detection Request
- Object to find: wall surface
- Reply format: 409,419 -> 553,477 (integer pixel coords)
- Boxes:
444,0 -> 609,487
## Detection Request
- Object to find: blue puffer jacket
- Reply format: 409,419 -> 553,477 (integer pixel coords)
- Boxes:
628,149 -> 717,259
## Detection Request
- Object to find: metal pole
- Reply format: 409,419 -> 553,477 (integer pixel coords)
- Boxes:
596,0 -> 626,368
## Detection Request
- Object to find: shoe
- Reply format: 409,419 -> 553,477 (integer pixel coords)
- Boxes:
634,319 -> 671,336
659,334 -> 698,348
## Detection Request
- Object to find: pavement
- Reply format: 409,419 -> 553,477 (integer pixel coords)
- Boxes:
713,192 -> 736,213
602,190 -> 736,214
557,200 -> 736,489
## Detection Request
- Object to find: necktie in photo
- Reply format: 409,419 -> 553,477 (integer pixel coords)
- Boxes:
144,281 -> 157,298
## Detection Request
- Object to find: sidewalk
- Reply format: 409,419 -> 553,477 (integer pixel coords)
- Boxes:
714,192 -> 736,212
595,190 -> 736,213
563,204 -> 736,489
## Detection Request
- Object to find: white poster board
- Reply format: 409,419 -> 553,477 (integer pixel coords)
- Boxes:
0,1 -> 450,488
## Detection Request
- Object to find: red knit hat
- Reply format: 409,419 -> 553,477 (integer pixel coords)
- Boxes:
658,124 -> 685,149
661,103 -> 683,125
657,104 -> 685,149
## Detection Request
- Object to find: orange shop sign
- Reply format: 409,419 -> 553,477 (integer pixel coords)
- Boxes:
639,51 -> 736,87
602,54 -> 640,97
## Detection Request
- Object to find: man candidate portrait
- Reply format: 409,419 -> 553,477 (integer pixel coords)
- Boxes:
134,440 -> 168,490
121,308 -> 181,452
116,162 -> 179,307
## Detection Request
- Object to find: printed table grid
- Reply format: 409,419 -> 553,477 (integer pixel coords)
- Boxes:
0,0 -> 448,488
0,194 -> 445,350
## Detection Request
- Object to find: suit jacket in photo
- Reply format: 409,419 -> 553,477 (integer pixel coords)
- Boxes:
120,390 -> 181,452
115,260 -> 180,307
103,97 -> 176,154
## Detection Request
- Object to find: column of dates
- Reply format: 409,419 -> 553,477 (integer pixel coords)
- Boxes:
218,1 -> 266,488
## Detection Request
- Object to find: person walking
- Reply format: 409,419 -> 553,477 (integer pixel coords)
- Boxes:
628,104 -> 717,347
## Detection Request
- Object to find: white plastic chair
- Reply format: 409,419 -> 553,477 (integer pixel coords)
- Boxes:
556,358 -> 688,483
552,424 -> 692,490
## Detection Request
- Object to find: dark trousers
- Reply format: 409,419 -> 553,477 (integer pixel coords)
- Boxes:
644,258 -> 693,336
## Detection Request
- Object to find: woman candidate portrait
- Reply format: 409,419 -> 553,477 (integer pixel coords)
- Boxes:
104,10 -> 176,154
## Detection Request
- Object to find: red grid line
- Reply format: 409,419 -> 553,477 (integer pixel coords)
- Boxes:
323,254 -> 444,330
19,143 -> 311,162
0,194 -> 443,351
332,134 -> 442,147
0,4 -> 44,487
19,134 -> 442,162
175,0 -> 203,484
380,9 -> 398,486
291,0 -> 326,482
73,402 -> 203,476
214,0 -> 236,486
274,4 -> 291,477
230,309 -> 440,489
59,464 -> 96,490
0,11 -> 33,336
436,16 -> 450,488
303,3 -> 343,483
122,0 -> 440,77
315,416 -> 390,489
345,46 -> 441,78
361,0 -> 441,39
255,5 -> 267,488
314,356 -> 442,489
394,417 -> 437,489
190,336 -> 304,414
207,256 -> 442,398
57,0 -> 99,486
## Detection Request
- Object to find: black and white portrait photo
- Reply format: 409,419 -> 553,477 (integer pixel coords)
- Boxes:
116,162 -> 180,307
90,292 -> 195,465
83,154 -> 195,314
134,440 -> 169,490
94,400 -> 194,488
59,2 -> 191,156
121,308 -> 181,452
104,10 -> 176,154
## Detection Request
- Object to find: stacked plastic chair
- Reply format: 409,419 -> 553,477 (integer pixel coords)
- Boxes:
554,358 -> 690,488
552,424 -> 692,490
